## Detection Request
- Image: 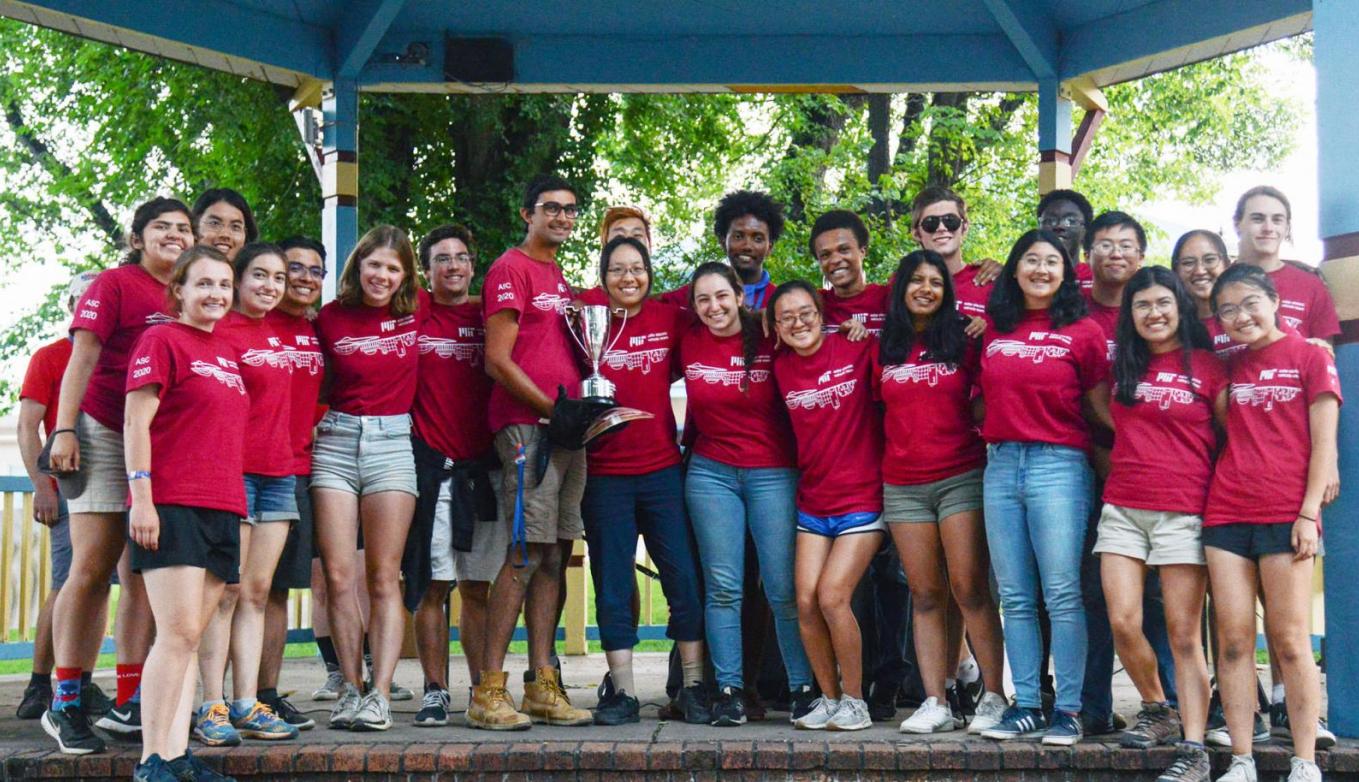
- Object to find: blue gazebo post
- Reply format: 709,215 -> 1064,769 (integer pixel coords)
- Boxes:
320,79 -> 359,293
1316,0 -> 1359,739
1037,78 -> 1072,194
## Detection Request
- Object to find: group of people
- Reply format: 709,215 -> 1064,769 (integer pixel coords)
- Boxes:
12,176 -> 1341,782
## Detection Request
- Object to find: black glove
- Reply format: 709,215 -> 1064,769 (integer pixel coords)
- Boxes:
546,385 -> 613,450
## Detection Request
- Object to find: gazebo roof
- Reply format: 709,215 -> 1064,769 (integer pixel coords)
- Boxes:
0,0 -> 1311,94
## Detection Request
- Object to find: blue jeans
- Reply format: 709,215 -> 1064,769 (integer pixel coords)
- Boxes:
685,454 -> 811,691
984,442 -> 1093,715
581,466 -> 704,651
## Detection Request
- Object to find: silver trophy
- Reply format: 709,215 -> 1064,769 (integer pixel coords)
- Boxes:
564,304 -> 629,404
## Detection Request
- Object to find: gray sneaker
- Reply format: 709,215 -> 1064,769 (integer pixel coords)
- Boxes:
1288,757 -> 1322,782
792,696 -> 839,730
968,691 -> 1009,735
1218,754 -> 1258,782
350,690 -> 393,732
826,696 -> 872,732
313,666 -> 345,701
328,684 -> 361,729
1122,701 -> 1182,749
1156,742 -> 1210,782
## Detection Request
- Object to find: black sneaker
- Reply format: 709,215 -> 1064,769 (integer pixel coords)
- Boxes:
95,699 -> 142,737
1082,713 -> 1122,737
168,749 -> 237,782
710,686 -> 747,727
260,692 -> 315,731
740,687 -> 766,721
133,754 -> 179,782
593,690 -> 640,726
81,682 -> 114,718
676,683 -> 711,725
867,681 -> 897,722
42,705 -> 105,755
16,681 -> 51,719
789,685 -> 818,722
1205,695 -> 1269,746
947,680 -> 976,719
415,685 -> 450,727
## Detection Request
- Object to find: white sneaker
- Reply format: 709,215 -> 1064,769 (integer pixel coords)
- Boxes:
313,666 -> 345,701
1217,754 -> 1258,782
350,690 -> 393,732
1288,757 -> 1322,782
968,691 -> 1009,735
827,696 -> 873,732
792,696 -> 839,730
328,684 -> 362,729
899,696 -> 957,734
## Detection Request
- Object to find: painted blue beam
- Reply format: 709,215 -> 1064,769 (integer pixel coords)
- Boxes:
1059,0 -> 1310,80
1037,78 -> 1071,154
321,79 -> 359,299
361,33 -> 1037,88
334,0 -> 407,79
979,0 -> 1058,79
15,0 -> 333,79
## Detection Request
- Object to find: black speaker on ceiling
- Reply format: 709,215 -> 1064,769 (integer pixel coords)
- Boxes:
444,36 -> 514,83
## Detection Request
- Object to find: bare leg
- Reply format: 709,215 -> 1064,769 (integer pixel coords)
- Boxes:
458,581 -> 491,685
794,533 -> 838,699
1161,564 -> 1209,742
416,580 -> 453,687
313,489 -> 364,687
198,523 -> 248,703
229,522 -> 290,701
115,547 -> 155,671
815,533 -> 882,700
257,589 -> 289,691
359,490 -> 416,698
938,510 -> 1005,696
53,514 -> 120,674
140,566 -> 225,762
1102,553 -> 1164,702
483,543 -> 554,673
32,587 -> 59,675
892,522 -> 951,700
1258,553 -> 1319,761
1206,548 -> 1260,758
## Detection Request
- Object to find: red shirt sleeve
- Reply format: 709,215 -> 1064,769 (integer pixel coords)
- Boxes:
1075,322 -> 1111,392
1303,342 -> 1344,406
19,344 -> 58,407
126,330 -> 174,398
482,260 -> 526,320
70,272 -> 121,344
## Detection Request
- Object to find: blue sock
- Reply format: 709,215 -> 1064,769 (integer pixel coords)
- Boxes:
53,668 -> 81,710
129,684 -> 141,704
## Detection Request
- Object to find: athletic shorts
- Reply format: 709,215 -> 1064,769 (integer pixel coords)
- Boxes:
431,472 -> 508,583
243,474 -> 300,524
1202,522 -> 1297,560
310,411 -> 417,497
1094,503 -> 1205,566
796,510 -> 886,538
271,474 -> 315,591
883,468 -> 984,523
130,504 -> 240,584
493,424 -> 584,544
61,412 -> 128,515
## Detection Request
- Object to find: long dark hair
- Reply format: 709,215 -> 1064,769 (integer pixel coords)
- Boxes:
599,236 -> 653,299
689,261 -> 763,392
880,250 -> 968,367
1113,267 -> 1211,406
987,229 -> 1087,333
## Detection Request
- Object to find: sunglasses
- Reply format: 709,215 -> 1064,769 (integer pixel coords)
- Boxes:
919,214 -> 963,233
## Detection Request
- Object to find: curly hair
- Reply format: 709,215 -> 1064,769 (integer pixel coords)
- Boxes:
713,190 -> 785,244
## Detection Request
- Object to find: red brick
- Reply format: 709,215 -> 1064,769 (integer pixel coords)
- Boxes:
437,743 -> 475,771
35,754 -> 75,778
1255,743 -> 1291,773
1146,744 -> 1177,770
75,753 -> 113,779
543,741 -> 580,770
578,741 -> 616,770
826,742 -> 861,769
330,743 -> 368,773
683,741 -> 720,770
719,740 -> 754,769
368,743 -> 405,772
471,742 -> 510,771
1109,746 -> 1147,770
896,741 -> 932,770
1073,742 -> 1110,769
1329,746 -> 1359,773
929,740 -> 967,769
965,740 -> 1003,770
506,741 -> 544,771
754,740 -> 789,769
790,740 -> 826,770
647,741 -> 683,770
402,743 -> 441,773
293,744 -> 331,773
1036,744 -> 1072,769
222,750 -> 258,776
612,742 -> 647,771
860,741 -> 896,770
259,745 -> 294,775
110,753 -> 138,779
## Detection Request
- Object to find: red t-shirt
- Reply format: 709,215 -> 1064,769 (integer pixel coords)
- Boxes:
1104,350 -> 1228,514
264,310 -> 325,475
1268,263 -> 1341,341
315,301 -> 419,417
821,284 -> 888,336
953,264 -> 992,320
70,265 -> 174,430
774,334 -> 882,516
873,341 -> 985,486
575,290 -> 684,476
680,324 -> 796,469
20,338 -> 72,437
1203,315 -> 1246,360
216,312 -> 294,477
979,311 -> 1109,449
413,299 -> 493,462
1081,291 -> 1121,362
125,322 -> 249,516
482,248 -> 580,431
1076,261 -> 1094,292
1205,334 -> 1343,527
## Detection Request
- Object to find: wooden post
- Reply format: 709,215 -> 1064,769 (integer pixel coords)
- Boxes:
1,493 -> 14,641
563,539 -> 588,655
18,495 -> 32,639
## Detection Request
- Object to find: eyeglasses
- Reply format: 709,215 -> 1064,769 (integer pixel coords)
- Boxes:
919,214 -> 963,233
1091,239 -> 1141,256
287,261 -> 327,280
605,265 -> 648,279
535,201 -> 580,219
1040,215 -> 1085,229
201,216 -> 246,237
432,253 -> 473,266
1175,254 -> 1224,271
775,308 -> 820,328
1216,295 -> 1270,322
1131,298 -> 1177,315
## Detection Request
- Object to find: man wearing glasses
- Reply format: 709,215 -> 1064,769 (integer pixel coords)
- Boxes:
1037,189 -> 1096,292
474,175 -> 595,731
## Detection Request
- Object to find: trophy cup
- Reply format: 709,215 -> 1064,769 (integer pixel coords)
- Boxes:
565,304 -> 628,404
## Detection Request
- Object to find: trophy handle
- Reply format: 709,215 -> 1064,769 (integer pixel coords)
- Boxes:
605,307 -> 629,354
562,305 -> 589,355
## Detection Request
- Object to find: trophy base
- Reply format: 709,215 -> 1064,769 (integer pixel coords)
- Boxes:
582,395 -> 616,406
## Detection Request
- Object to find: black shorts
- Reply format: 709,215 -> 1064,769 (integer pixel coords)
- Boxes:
130,504 -> 240,584
272,475 -> 316,591
1202,521 -> 1295,560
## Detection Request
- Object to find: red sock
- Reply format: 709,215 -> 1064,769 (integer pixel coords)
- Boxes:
116,663 -> 143,705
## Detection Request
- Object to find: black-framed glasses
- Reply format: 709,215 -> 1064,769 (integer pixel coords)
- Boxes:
287,261 -> 327,280
1040,215 -> 1085,229
919,214 -> 963,233
534,201 -> 580,219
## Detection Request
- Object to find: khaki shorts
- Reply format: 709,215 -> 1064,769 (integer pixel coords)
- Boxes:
62,412 -> 129,515
493,425 -> 584,544
431,472 -> 509,582
1094,503 -> 1205,566
883,468 -> 984,523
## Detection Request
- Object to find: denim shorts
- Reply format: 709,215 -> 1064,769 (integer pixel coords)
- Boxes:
309,411 -> 417,497
795,510 -> 886,538
243,474 -> 300,525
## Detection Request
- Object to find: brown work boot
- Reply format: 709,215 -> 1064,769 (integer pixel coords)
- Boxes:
466,671 -> 530,731
521,666 -> 592,726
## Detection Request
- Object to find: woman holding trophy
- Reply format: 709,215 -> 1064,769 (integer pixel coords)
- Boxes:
575,237 -> 707,726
